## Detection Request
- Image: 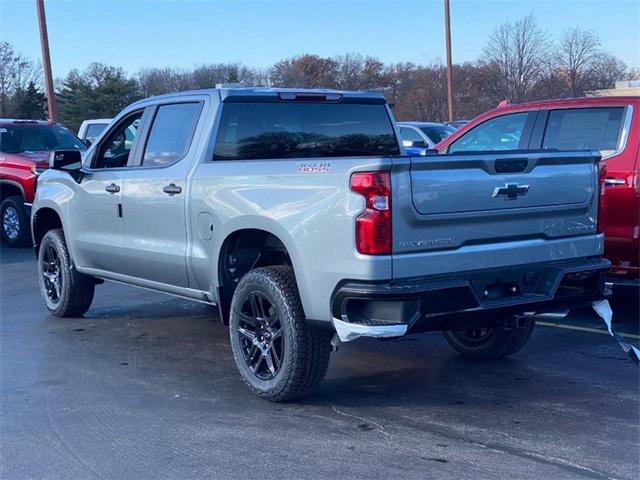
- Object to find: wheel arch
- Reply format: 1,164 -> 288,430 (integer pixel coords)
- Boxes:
32,206 -> 64,255
215,225 -> 306,324
0,180 -> 26,202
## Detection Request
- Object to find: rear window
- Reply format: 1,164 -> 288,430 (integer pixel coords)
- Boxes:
542,107 -> 625,157
0,125 -> 86,154
213,102 -> 399,161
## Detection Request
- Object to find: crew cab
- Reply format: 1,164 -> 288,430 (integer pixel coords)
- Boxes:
0,119 -> 86,246
435,96 -> 639,287
32,89 -> 610,401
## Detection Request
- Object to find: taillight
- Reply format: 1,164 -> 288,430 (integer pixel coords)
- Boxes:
350,172 -> 392,255
597,161 -> 607,234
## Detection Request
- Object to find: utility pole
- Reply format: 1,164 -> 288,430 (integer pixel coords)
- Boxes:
444,0 -> 454,122
35,0 -> 57,122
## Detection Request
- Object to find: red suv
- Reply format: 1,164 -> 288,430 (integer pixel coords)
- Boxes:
0,120 -> 86,246
435,96 -> 639,287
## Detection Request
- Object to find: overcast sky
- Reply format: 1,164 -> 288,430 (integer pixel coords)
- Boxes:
1,0 -> 638,78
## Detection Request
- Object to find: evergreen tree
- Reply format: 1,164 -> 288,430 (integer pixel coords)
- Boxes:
14,81 -> 46,119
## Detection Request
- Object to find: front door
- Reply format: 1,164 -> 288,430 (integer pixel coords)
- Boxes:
119,101 -> 203,287
72,110 -> 145,273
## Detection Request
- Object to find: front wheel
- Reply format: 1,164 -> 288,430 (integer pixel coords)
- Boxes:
1,196 -> 30,247
442,318 -> 535,361
37,229 -> 95,317
229,266 -> 332,402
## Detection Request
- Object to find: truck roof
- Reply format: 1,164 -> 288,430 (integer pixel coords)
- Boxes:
141,87 -> 387,104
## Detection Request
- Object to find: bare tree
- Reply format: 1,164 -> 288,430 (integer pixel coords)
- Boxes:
557,28 -> 601,96
627,67 -> 640,81
334,53 -> 386,90
586,53 -> 628,91
482,14 -> 551,103
137,67 -> 192,97
0,42 -> 41,116
270,54 -> 339,88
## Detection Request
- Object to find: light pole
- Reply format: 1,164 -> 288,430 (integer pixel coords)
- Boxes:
35,0 -> 57,122
444,0 -> 454,122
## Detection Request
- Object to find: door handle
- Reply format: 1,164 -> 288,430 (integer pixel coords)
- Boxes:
105,183 -> 120,194
163,183 -> 182,195
604,177 -> 626,186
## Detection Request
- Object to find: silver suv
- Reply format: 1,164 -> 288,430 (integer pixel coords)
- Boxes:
32,89 -> 610,401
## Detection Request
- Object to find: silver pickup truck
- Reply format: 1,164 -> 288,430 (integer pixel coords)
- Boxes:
32,88 -> 610,401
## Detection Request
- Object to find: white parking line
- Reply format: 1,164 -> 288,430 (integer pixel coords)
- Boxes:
537,321 -> 640,340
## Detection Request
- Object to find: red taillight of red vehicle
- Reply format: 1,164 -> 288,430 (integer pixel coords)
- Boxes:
350,171 -> 392,255
597,161 -> 607,234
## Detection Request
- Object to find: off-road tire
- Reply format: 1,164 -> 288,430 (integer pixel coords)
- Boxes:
1,196 -> 30,247
443,318 -> 535,361
38,229 -> 95,317
229,266 -> 332,402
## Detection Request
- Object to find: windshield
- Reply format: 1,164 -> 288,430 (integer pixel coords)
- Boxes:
0,125 -> 86,154
420,124 -> 456,144
214,102 -> 400,160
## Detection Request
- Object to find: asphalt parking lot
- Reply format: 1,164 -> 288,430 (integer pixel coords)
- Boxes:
1,245 -> 638,480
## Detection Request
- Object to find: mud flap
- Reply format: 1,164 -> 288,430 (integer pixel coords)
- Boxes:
592,300 -> 640,363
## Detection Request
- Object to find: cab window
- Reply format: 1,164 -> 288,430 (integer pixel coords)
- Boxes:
449,112 -> 530,153
93,112 -> 142,169
142,103 -> 201,167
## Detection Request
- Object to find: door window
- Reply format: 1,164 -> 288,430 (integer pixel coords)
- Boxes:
142,103 -> 201,167
400,127 -> 427,147
449,112 -> 529,153
542,107 -> 625,158
93,112 -> 143,169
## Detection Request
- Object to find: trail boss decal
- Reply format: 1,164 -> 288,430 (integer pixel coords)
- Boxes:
297,161 -> 335,173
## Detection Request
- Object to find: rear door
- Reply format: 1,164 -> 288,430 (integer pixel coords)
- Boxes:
119,100 -> 204,287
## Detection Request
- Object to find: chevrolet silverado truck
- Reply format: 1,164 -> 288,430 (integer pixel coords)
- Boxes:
0,119 -> 86,246
32,88 -> 610,401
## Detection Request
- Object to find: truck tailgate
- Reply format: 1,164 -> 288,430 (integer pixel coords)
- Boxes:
392,150 -> 602,274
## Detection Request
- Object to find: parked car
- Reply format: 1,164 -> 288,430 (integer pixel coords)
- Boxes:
32,88 -> 609,401
0,119 -> 86,246
398,121 -> 456,155
77,118 -> 111,145
435,96 -> 639,287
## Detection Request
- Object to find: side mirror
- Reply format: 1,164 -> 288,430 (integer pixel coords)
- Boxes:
83,138 -> 92,147
49,150 -> 83,171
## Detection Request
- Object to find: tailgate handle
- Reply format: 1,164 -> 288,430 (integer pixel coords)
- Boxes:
495,158 -> 528,173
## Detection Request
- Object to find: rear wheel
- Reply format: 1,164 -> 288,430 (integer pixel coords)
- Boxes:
229,266 -> 332,401
442,318 -> 535,360
1,196 -> 30,247
37,229 -> 95,317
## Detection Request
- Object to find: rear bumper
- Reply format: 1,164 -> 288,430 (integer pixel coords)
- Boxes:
331,257 -> 611,341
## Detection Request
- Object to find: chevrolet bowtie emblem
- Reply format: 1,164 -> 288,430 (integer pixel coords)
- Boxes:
492,183 -> 530,200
